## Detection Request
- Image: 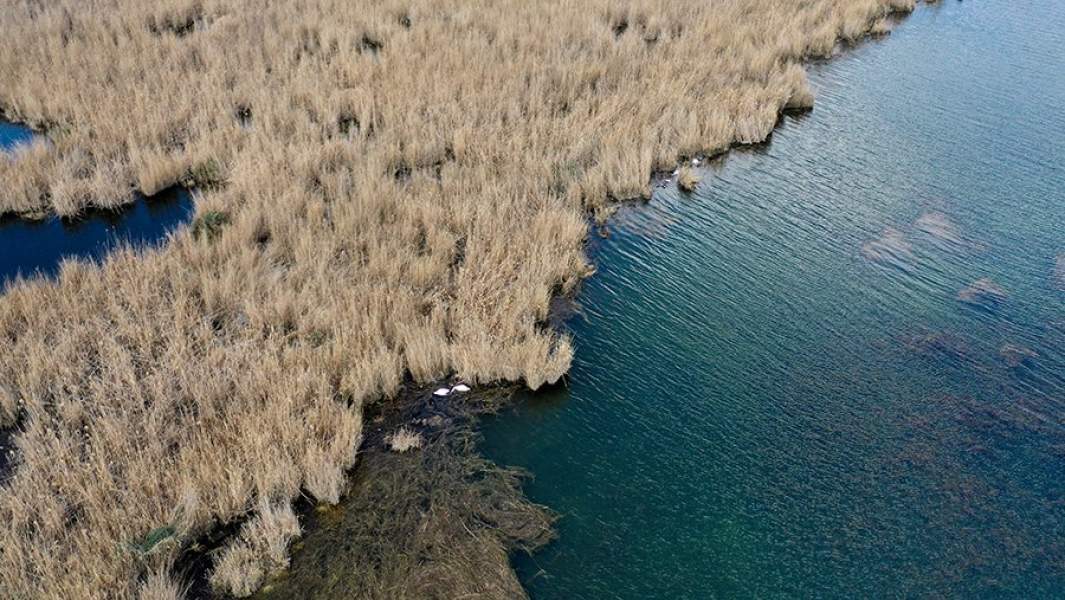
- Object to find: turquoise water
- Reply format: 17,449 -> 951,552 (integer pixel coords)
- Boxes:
482,2 -> 1065,597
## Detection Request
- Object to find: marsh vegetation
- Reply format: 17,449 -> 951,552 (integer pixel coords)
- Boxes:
0,0 -> 917,597
252,387 -> 555,600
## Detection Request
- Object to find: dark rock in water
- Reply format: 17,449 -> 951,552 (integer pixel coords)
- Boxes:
999,343 -> 1038,368
953,395 -> 1060,442
1050,443 -> 1065,460
957,278 -> 1007,308
547,294 -> 580,329
900,330 -> 971,360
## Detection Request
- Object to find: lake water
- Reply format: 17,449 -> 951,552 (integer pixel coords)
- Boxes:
482,2 -> 1065,597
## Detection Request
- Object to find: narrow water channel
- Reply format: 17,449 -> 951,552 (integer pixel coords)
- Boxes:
0,186 -> 195,291
1,119 -> 195,290
482,2 -> 1065,597
0,119 -> 36,152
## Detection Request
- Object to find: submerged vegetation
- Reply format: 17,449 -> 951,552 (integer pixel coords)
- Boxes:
0,0 -> 917,597
255,393 -> 554,600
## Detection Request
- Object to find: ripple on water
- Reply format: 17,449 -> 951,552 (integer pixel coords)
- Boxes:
1056,254 -> 1065,290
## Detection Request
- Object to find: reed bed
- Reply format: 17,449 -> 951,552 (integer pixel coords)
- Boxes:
0,0 -> 915,597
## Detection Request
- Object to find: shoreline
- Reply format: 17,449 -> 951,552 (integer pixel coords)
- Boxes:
0,2 -> 924,596
246,380 -> 557,599
468,0 -> 1065,596
228,8 -> 928,595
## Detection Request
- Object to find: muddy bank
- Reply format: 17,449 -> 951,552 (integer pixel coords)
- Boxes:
179,290 -> 581,598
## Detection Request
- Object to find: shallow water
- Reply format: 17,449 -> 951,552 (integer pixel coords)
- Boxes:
0,187 -> 195,290
482,2 -> 1065,597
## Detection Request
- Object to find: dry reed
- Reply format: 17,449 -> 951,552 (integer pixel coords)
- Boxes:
677,166 -> 700,193
0,0 -> 916,596
385,427 -> 423,453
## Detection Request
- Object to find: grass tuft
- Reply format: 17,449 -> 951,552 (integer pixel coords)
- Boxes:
386,427 -> 424,453
182,158 -> 226,190
677,166 -> 700,193
209,502 -> 301,598
190,210 -> 230,240
129,526 -> 178,557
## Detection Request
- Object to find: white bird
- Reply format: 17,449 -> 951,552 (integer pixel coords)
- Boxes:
451,384 -> 471,393
433,387 -> 451,397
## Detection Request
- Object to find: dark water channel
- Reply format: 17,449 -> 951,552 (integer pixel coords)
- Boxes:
1,119 -> 194,291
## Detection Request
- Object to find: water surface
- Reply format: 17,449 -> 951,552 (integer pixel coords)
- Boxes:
0,187 -> 195,290
483,2 -> 1065,597
0,119 -> 35,152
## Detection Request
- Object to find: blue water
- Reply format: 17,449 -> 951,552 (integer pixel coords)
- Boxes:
482,2 -> 1065,597
0,119 -> 36,152
0,187 -> 195,291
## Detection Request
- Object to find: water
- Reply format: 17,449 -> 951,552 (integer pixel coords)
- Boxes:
482,2 -> 1065,597
0,119 -> 36,152
0,186 -> 195,290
